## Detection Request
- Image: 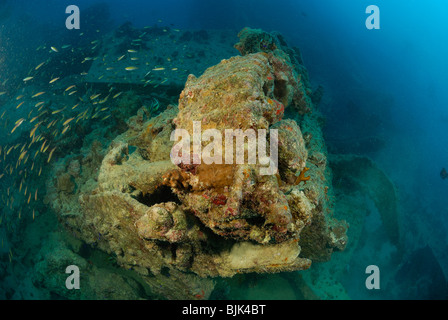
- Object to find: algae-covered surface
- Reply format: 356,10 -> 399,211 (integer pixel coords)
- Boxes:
1,1 -> 447,301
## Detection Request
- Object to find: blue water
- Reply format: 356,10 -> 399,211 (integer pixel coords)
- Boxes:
0,0 -> 447,300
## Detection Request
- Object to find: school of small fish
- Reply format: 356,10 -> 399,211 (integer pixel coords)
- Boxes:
0,23 -> 208,263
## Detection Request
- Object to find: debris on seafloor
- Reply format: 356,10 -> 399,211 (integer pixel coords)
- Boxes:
45,28 -> 348,299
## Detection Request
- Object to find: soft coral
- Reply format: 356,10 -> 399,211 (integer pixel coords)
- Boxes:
295,167 -> 310,185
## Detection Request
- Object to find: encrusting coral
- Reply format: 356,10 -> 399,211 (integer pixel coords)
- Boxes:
46,27 -> 347,299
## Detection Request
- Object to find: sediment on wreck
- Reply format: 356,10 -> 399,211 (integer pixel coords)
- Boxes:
46,27 -> 347,299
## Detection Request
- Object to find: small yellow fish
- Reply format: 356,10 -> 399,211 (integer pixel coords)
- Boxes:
113,92 -> 122,99
30,124 -> 40,138
91,112 -> 100,119
61,126 -> 70,135
125,66 -> 138,71
16,101 -> 25,109
0,92 -> 6,96
18,150 -> 27,162
128,49 -> 137,53
47,147 -> 56,163
46,120 -> 55,129
90,93 -> 101,100
23,77 -> 34,82
153,67 -> 165,71
99,96 -> 109,104
49,77 -> 60,84
35,62 -> 45,70
51,107 -> 65,115
15,118 -> 25,125
65,85 -> 76,92
32,92 -> 45,98
118,55 -> 125,61
11,118 -> 25,134
63,118 -> 74,126
51,46 -> 59,52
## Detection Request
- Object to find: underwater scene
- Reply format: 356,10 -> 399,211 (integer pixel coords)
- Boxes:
0,0 -> 447,302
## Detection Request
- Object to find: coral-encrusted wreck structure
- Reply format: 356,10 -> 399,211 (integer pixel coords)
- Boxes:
46,28 -> 347,299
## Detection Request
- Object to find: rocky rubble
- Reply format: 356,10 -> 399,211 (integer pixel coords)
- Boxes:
46,28 -> 347,299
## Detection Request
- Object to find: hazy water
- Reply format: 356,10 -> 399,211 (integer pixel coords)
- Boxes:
1,0 -> 447,300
